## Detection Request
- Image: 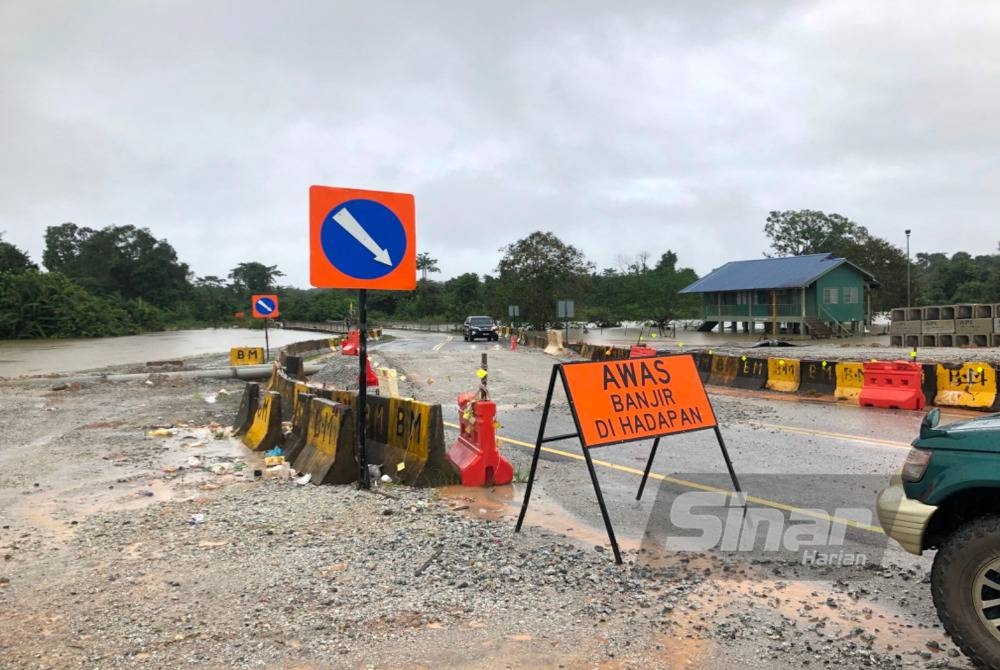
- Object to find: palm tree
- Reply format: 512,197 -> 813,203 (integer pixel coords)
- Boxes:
416,253 -> 440,281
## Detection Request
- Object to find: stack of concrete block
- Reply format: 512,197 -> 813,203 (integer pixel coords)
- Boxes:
890,304 -> 997,348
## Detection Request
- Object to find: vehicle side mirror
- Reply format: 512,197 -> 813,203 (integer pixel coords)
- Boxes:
920,408 -> 942,439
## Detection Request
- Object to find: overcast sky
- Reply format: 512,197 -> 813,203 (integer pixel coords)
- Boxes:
2,1 -> 998,287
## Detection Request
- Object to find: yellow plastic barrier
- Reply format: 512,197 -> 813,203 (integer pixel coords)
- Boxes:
766,358 -> 801,393
241,390 -> 282,452
934,362 -> 997,409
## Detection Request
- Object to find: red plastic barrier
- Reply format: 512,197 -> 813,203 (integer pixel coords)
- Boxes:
859,361 -> 925,410
446,393 -> 513,486
341,329 -> 360,355
630,345 -> 657,358
361,357 -> 378,387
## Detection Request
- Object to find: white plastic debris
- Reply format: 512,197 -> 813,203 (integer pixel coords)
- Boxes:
294,472 -> 312,486
186,456 -> 202,468
190,513 -> 205,525
380,474 -> 392,483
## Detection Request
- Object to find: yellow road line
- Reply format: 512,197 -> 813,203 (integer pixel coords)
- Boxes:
756,423 -> 912,449
444,421 -> 886,536
432,336 -> 453,352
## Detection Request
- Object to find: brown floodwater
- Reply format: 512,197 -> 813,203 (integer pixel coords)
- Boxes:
0,327 -> 325,377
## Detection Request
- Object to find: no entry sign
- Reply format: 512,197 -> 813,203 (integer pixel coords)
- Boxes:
561,355 -> 716,447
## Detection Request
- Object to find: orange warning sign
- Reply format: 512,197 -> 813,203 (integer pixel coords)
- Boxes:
561,354 -> 717,448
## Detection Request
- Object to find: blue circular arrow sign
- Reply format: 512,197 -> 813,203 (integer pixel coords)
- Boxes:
320,199 -> 407,280
255,297 -> 276,315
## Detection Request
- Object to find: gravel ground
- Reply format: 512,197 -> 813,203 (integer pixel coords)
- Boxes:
0,346 -> 979,669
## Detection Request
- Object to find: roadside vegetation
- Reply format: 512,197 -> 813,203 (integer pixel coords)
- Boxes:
1,210 -> 998,339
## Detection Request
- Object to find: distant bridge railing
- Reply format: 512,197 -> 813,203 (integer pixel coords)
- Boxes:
280,320 -> 349,334
380,321 -> 462,333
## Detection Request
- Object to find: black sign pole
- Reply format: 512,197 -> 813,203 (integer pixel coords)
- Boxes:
558,369 -> 623,565
264,316 -> 270,362
635,436 -> 661,501
714,426 -> 742,494
358,288 -> 370,489
515,366 -> 559,533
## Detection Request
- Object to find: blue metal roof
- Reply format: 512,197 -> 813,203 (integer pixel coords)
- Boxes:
680,253 -> 876,293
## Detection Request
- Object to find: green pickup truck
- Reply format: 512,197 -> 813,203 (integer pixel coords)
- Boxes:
878,408 -> 1000,668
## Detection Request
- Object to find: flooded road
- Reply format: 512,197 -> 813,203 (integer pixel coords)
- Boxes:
0,327 -> 326,377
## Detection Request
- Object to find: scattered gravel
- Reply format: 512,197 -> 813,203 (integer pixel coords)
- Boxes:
0,340 -> 977,669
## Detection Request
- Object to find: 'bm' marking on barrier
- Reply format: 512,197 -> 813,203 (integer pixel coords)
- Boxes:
388,399 -> 431,459
561,355 -> 716,447
740,358 -> 766,377
766,359 -> 800,393
230,347 -> 264,366
802,362 -> 835,384
309,403 -> 343,457
935,362 -> 997,408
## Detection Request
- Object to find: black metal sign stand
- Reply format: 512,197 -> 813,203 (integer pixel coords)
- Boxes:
357,288 -> 369,489
515,362 -> 742,565
263,315 -> 270,362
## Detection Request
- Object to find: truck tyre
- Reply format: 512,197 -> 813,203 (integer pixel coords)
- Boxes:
932,514 -> 1000,668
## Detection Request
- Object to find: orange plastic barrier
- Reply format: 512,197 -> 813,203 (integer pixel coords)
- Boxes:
859,361 -> 925,410
446,393 -> 513,486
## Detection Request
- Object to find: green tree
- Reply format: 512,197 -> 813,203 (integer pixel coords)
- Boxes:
442,273 -> 483,320
0,270 -> 139,339
416,252 -> 440,281
42,223 -> 191,307
0,234 -> 36,273
763,210 -> 906,312
227,262 -> 284,293
495,231 -> 594,328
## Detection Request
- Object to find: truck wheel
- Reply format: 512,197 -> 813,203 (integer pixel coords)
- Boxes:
932,515 -> 1000,668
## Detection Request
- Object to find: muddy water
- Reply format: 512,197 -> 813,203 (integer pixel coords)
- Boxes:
0,327 -> 325,377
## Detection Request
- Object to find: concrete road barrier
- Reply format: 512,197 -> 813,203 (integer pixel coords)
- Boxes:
693,351 -> 713,383
934,362 -> 997,409
376,366 -> 400,397
283,392 -> 314,464
766,358 -> 800,393
241,390 -> 283,452
834,362 -> 864,402
291,398 -> 357,485
543,330 -> 565,355
732,356 -> 768,390
232,382 -> 260,436
708,354 -> 738,386
798,360 -> 837,396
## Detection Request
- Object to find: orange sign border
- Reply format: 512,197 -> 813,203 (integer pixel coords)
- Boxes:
561,353 -> 718,448
309,185 -> 416,291
251,294 -> 280,319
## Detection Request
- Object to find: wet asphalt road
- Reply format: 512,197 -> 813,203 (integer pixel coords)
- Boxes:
376,329 -> 950,569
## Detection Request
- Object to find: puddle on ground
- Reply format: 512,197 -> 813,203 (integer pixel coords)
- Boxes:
439,484 -> 641,553
10,425 -> 267,545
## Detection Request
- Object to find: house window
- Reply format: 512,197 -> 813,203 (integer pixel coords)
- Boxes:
843,287 -> 858,304
736,291 -> 751,305
823,288 -> 839,304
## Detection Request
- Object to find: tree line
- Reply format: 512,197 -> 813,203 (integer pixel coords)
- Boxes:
1,211 -> 997,339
